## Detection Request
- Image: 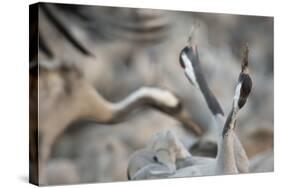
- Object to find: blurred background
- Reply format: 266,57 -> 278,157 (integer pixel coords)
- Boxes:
31,3 -> 273,185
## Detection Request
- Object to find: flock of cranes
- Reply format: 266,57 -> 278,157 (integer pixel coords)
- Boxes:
30,4 -> 272,185
34,40 -> 258,185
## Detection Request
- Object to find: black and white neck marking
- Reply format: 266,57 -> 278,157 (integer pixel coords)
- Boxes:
222,68 -> 252,137
179,45 -> 224,116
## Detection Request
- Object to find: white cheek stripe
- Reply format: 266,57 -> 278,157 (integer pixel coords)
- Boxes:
181,53 -> 199,89
233,82 -> 242,110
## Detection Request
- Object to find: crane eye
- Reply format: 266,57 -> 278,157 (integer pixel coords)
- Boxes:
153,156 -> 158,162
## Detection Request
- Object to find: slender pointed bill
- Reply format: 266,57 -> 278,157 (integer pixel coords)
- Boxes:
180,52 -> 199,89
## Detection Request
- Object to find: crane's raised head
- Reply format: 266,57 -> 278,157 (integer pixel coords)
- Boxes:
233,45 -> 252,110
179,45 -> 200,89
